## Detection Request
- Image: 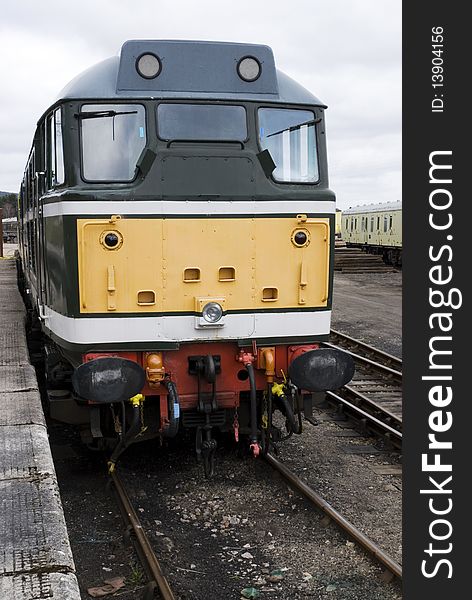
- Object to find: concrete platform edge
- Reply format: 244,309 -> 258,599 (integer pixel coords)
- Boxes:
0,259 -> 81,599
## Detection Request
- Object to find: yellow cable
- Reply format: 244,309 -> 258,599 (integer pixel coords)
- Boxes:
271,382 -> 285,397
129,393 -> 144,407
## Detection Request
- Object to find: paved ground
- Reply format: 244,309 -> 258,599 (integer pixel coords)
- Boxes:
0,258 -> 80,599
331,272 -> 402,358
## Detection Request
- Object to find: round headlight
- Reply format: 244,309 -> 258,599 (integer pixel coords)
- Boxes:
237,56 -> 261,82
136,53 -> 161,79
202,302 -> 223,323
104,233 -> 119,248
100,230 -> 123,250
291,228 -> 310,248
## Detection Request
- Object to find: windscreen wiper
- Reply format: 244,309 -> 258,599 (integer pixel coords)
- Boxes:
75,110 -> 138,120
266,118 -> 321,138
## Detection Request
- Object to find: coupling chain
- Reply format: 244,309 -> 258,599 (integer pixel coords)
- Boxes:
139,401 -> 148,435
261,390 -> 269,429
233,405 -> 240,442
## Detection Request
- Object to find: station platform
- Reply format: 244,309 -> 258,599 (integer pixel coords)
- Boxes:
0,258 -> 80,599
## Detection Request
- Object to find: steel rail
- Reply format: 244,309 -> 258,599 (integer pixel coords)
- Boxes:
325,390 -> 402,450
325,391 -> 402,440
342,384 -> 402,430
110,470 -> 176,600
323,341 -> 402,383
264,453 -> 402,581
329,329 -> 403,370
321,332 -> 403,435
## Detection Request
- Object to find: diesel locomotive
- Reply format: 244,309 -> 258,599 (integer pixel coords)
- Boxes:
18,40 -> 353,475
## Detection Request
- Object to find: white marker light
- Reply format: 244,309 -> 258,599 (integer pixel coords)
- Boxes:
136,53 -> 161,79
237,56 -> 261,82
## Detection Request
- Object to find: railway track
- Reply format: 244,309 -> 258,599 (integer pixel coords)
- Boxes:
334,247 -> 397,273
105,332 -> 403,596
109,469 -> 176,600
264,453 -> 402,582
328,329 -> 402,372
110,456 -> 400,598
321,330 -> 402,450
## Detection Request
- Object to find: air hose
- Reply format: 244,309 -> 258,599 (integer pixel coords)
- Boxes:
276,392 -> 302,435
246,363 -> 260,455
108,402 -> 141,472
162,380 -> 180,438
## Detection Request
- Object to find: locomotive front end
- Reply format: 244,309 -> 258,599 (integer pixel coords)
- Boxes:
22,40 -> 354,474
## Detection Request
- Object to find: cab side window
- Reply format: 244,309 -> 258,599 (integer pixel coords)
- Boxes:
46,107 -> 65,189
55,108 -> 65,185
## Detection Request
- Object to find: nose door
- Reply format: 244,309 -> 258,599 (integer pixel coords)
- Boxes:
161,215 -> 256,341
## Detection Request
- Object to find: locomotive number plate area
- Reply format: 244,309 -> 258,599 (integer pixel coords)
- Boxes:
76,216 -> 330,324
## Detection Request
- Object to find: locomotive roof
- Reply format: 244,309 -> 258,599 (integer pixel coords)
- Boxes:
343,201 -> 402,215
57,40 -> 326,107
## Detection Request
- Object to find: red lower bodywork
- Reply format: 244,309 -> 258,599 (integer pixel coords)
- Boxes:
84,342 -> 318,428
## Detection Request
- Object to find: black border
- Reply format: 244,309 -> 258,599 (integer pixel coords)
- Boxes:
404,4 -> 467,597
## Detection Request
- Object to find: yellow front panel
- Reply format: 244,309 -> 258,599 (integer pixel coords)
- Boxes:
161,218 -> 257,309
77,216 -> 330,314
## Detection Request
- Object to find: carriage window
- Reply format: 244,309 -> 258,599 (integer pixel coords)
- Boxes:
383,216 -> 388,232
258,108 -> 319,183
370,217 -> 374,232
157,104 -> 247,141
80,104 -> 146,181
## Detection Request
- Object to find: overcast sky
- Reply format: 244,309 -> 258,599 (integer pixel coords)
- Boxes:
0,0 -> 400,210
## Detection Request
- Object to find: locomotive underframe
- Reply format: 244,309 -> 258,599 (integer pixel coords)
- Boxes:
346,242 -> 403,267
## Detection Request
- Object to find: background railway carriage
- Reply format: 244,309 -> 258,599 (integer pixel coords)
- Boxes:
2,216 -> 18,243
18,40 -> 353,475
341,201 -> 402,267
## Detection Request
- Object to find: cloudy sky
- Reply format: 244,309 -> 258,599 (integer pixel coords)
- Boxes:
0,0 -> 401,210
